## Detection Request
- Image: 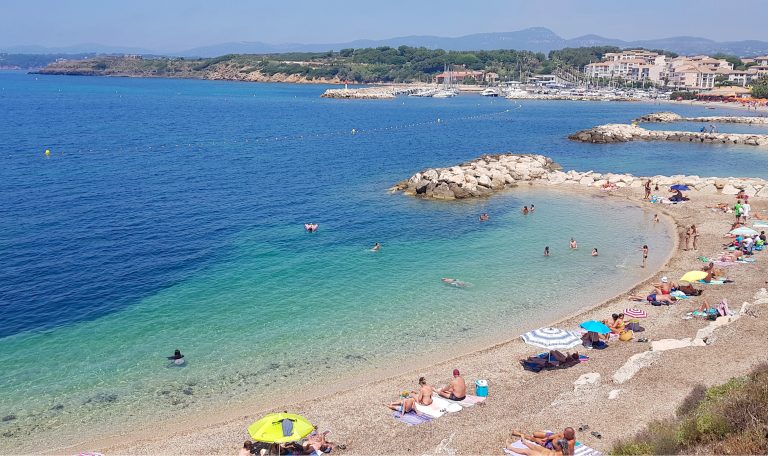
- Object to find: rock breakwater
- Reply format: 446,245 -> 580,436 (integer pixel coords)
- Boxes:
391,153 -> 768,200
569,123 -> 768,147
321,86 -> 428,99
635,112 -> 768,124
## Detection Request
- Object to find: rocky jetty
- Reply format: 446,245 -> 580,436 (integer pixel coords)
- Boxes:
391,153 -> 768,200
321,86 -> 428,99
569,123 -> 768,147
635,111 -> 768,124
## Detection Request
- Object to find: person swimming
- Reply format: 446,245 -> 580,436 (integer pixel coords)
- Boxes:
569,238 -> 577,249
591,248 -> 598,256
479,213 -> 489,222
544,246 -> 550,257
167,349 -> 185,365
522,206 -> 529,215
304,223 -> 318,232
371,242 -> 381,252
442,278 -> 468,288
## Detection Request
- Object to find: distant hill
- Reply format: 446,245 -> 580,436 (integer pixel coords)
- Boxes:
5,28 -> 768,58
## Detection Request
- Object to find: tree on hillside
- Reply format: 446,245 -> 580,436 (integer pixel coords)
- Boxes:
752,76 -> 768,99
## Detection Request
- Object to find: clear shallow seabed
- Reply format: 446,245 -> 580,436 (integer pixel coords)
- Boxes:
0,71 -> 759,448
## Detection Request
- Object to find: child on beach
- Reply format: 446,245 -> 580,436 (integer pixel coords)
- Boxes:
641,245 -> 648,268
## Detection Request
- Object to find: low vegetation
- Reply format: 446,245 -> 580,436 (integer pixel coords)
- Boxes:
612,363 -> 768,455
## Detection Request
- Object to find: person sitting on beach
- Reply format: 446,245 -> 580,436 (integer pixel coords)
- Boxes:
385,391 -> 417,416
437,368 -> 466,401
413,377 -> 434,406
510,428 -> 576,455
581,331 -> 606,348
591,248 -> 598,257
371,242 -> 381,252
239,441 -> 254,456
653,276 -> 676,296
604,313 -> 625,334
522,206 -> 529,215
677,282 -> 702,296
569,238 -> 577,250
441,278 -> 468,288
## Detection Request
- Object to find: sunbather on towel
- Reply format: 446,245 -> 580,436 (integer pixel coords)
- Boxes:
505,439 -> 557,456
697,299 -> 733,317
301,428 -> 342,454
412,377 -> 434,406
511,428 -> 576,455
437,369 -> 466,401
386,391 -> 417,416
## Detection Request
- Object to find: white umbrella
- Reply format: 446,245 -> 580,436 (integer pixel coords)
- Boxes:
730,227 -> 759,237
521,327 -> 581,350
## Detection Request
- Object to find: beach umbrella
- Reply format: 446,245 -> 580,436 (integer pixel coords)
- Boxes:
680,270 -> 707,282
730,227 -> 759,237
580,320 -> 611,335
670,184 -> 690,191
624,308 -> 648,319
248,413 -> 314,444
520,327 -> 581,350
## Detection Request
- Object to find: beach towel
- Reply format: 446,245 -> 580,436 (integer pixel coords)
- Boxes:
414,399 -> 454,418
392,410 -> 433,426
503,440 -> 603,456
670,290 -> 690,299
698,279 -> 727,284
431,396 -> 462,413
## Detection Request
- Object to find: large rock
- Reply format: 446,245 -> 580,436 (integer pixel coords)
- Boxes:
698,184 -> 719,194
613,351 -> 662,384
476,174 -> 492,188
431,183 -> 455,200
722,184 -> 740,195
579,176 -> 594,186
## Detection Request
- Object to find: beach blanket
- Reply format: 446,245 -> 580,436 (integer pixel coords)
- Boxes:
414,396 -> 461,418
522,353 -> 590,372
698,279 -> 727,284
503,440 -> 602,456
670,290 -> 690,299
439,394 -> 486,407
392,410 -> 433,426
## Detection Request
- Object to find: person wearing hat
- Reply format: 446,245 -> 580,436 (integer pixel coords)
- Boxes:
437,369 -> 466,402
653,276 -> 675,296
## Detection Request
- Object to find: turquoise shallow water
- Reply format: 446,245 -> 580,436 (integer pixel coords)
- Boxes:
3,71 -> 750,450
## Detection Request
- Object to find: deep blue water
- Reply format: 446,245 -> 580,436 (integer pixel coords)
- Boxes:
1,71 -> 766,339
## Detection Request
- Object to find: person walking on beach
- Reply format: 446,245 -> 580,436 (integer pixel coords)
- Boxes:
641,245 -> 648,268
742,198 -> 751,223
569,238 -> 577,250
644,180 -> 651,200
544,246 -> 550,257
734,200 -> 743,223
413,377 -> 434,406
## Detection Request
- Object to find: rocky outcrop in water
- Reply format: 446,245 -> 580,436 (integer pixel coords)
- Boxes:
569,124 -> 768,146
635,111 -> 768,124
391,153 -> 768,200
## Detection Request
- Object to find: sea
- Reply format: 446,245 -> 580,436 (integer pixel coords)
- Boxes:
1,71 -> 766,451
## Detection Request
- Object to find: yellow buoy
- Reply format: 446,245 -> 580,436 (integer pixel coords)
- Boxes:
45,149 -> 51,156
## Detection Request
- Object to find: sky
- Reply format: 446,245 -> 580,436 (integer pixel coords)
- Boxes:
2,0 -> 767,51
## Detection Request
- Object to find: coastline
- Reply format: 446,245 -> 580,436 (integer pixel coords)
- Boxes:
48,184 -> 690,455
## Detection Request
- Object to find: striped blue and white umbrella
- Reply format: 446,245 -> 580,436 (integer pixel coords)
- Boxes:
520,327 -> 582,350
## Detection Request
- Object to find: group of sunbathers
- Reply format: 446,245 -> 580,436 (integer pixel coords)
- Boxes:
521,350 -> 582,372
386,369 -> 466,416
241,427 -> 342,456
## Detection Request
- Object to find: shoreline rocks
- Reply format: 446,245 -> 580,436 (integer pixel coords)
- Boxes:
391,153 -> 768,200
321,86 -> 430,99
569,123 -> 768,147
635,111 -> 768,124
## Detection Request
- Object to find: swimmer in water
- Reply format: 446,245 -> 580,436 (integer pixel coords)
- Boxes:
530,204 -> 535,213
479,213 -> 489,222
167,349 -> 185,365
544,246 -> 550,257
569,238 -> 577,249
592,248 -> 598,256
522,206 -> 529,215
371,242 -> 381,252
442,278 -> 468,288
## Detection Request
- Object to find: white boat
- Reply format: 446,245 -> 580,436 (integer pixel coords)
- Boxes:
480,88 -> 499,97
432,88 -> 458,98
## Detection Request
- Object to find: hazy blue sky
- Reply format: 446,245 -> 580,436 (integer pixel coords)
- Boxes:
2,0 -> 767,50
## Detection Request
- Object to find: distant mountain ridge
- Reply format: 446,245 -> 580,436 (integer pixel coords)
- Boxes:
4,27 -> 768,58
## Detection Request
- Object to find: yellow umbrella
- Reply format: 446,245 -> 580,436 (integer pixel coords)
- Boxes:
248,413 -> 314,443
680,270 -> 707,282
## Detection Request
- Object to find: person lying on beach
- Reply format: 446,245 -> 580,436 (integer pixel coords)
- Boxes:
705,203 -> 729,212
677,282 -> 702,296
385,391 -> 417,417
523,351 -> 580,368
441,278 -> 468,288
239,441 -> 254,456
437,368 -> 466,401
413,377 -> 434,406
301,427 -> 343,454
697,299 -> 733,318
505,439 -> 557,456
510,428 -> 576,455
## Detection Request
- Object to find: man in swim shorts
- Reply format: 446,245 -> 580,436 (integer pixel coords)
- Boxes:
437,369 -> 466,401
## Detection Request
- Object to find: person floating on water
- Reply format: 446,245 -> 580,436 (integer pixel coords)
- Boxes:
441,278 -> 468,288
569,238 -> 577,250
304,223 -> 318,232
522,206 -> 529,215
167,349 -> 185,365
544,246 -> 550,257
530,204 -> 535,213
592,248 -> 598,257
371,242 -> 381,252
479,213 -> 489,222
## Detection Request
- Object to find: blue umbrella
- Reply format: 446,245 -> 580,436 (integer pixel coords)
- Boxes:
670,184 -> 690,191
580,320 -> 611,335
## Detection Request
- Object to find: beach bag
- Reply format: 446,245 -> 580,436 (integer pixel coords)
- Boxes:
619,330 -> 634,342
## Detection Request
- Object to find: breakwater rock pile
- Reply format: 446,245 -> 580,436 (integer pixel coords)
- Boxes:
391,153 -> 768,200
569,123 -> 768,147
635,112 -> 768,124
321,86 -> 428,99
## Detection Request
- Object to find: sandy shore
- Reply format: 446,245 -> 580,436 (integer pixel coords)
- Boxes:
51,182 -> 768,456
